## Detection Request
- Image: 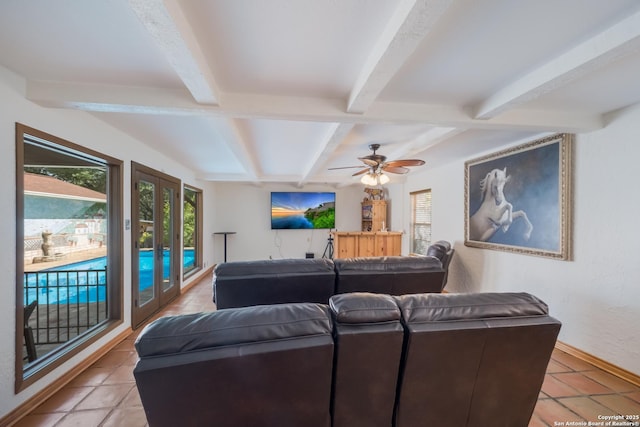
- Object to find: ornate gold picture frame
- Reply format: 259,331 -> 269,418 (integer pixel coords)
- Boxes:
464,133 -> 573,260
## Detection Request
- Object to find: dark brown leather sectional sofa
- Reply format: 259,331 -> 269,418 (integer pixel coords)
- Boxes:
134,291 -> 560,427
213,244 -> 453,309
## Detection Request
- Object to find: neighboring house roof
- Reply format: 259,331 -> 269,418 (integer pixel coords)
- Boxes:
24,173 -> 106,202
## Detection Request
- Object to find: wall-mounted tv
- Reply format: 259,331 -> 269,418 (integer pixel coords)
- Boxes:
271,192 -> 336,229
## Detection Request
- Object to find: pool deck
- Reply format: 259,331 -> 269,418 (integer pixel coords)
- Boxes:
25,247 -> 108,272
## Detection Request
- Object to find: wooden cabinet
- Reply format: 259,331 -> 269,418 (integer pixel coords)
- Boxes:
375,232 -> 401,256
332,231 -> 402,259
331,200 -> 399,259
361,200 -> 387,232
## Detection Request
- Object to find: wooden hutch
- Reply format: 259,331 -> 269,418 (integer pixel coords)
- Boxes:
361,200 -> 387,232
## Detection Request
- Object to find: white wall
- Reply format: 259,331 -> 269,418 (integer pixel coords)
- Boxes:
211,183 -> 364,262
0,66 -> 216,418
403,105 -> 640,376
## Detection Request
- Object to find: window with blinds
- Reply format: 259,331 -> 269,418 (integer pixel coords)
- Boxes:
410,189 -> 432,255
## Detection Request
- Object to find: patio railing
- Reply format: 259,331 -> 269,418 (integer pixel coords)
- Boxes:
24,269 -> 108,352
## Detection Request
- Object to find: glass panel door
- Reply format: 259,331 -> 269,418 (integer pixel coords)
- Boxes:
132,164 -> 180,328
159,180 -> 180,307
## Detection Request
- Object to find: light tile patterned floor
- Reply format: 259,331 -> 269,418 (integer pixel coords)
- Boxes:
13,273 -> 640,426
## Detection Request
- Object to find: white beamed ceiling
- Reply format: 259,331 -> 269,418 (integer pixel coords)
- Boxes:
2,0 -> 640,186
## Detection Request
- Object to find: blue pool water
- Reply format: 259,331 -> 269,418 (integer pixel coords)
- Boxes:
25,249 -> 195,305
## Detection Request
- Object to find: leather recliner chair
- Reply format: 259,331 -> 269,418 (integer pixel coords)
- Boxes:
393,292 -> 561,427
134,303 -> 335,427
213,258 -> 336,309
333,256 -> 445,295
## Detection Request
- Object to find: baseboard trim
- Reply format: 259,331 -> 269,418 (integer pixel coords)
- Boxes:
556,340 -> 640,387
2,328 -> 132,427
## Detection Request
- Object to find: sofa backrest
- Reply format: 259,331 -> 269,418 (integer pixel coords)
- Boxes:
213,258 -> 336,309
329,292 -> 404,427
334,256 -> 445,295
214,256 -> 448,309
134,303 -> 334,427
134,292 -> 560,427
393,292 -> 561,427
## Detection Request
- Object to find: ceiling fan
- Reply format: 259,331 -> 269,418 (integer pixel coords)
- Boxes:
329,144 -> 425,184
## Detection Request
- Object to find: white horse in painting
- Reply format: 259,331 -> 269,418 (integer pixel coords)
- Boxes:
469,167 -> 533,242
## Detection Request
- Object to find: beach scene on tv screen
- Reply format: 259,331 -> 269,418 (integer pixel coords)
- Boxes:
271,192 -> 335,229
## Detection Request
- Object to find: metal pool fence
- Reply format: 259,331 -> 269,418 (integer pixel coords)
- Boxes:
23,269 -> 108,352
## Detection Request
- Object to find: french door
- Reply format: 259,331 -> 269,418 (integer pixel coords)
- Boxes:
132,163 -> 181,328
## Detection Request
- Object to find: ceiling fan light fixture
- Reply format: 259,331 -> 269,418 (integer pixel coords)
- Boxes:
360,173 -> 378,186
360,171 -> 390,186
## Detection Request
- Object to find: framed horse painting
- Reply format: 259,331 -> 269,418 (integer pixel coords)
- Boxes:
464,133 -> 573,260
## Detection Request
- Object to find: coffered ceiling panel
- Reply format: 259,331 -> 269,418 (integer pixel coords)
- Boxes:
2,0 -> 640,186
180,0 -> 403,98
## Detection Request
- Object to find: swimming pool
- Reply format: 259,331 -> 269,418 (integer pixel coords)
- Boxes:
24,249 -> 195,305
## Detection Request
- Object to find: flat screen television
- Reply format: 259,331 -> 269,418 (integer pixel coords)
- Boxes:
271,192 -> 336,229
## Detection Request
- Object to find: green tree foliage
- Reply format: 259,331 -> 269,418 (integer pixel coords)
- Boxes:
183,189 -> 196,248
162,189 -> 172,247
305,208 -> 335,229
24,167 -> 106,193
138,182 -> 155,248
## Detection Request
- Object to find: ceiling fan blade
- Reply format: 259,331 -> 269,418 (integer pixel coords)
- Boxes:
352,168 -> 370,176
358,157 -> 380,167
328,166 -> 366,170
338,146 -> 422,177
382,165 -> 410,174
384,159 -> 425,167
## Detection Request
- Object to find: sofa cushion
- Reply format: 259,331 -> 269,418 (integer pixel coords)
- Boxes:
135,302 -> 332,357
394,292 -> 549,324
330,292 -> 401,324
